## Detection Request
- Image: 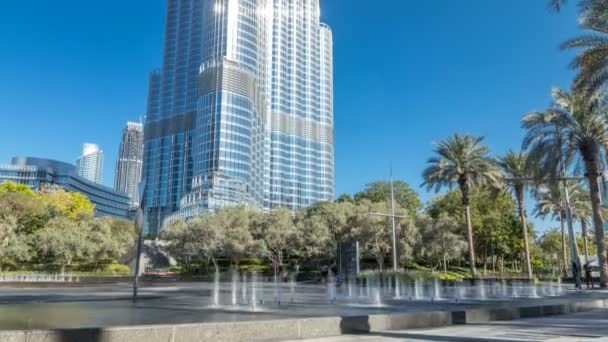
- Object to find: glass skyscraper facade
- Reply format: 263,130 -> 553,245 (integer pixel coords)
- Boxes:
114,121 -> 144,208
143,0 -> 333,235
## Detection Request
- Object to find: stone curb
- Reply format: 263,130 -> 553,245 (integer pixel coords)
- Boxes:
0,299 -> 605,342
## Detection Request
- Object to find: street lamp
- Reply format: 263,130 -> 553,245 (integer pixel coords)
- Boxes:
133,180 -> 146,300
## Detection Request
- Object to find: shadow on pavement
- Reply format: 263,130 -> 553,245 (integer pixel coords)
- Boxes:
56,328 -> 102,342
369,332 -> 508,342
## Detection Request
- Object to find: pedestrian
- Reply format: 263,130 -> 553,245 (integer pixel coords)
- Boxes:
585,263 -> 594,289
572,261 -> 581,289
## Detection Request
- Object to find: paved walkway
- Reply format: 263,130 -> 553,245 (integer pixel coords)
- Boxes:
283,309 -> 608,342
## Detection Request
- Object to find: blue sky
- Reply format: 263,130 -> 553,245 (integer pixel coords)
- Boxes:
0,1 -> 582,231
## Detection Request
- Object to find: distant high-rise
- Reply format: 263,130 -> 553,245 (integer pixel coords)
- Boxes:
143,0 -> 334,235
76,143 -> 103,184
114,121 -> 144,208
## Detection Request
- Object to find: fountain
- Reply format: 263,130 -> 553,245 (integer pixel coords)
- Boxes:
0,272 -> 79,283
231,270 -> 238,306
359,279 -> 365,298
433,278 -> 441,300
529,282 -> 539,298
327,270 -> 336,303
500,280 -> 508,298
289,273 -> 296,302
212,267 -> 220,307
241,272 -> 248,305
394,276 -> 401,299
346,278 -> 353,298
478,281 -> 487,300
371,276 -> 382,306
250,272 -> 258,311
413,278 -> 423,300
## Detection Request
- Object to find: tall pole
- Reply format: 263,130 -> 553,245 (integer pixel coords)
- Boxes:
562,167 -> 581,289
133,208 -> 144,300
133,180 -> 146,301
390,165 -> 398,272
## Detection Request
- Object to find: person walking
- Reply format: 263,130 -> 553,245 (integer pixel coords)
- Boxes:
585,263 -> 594,289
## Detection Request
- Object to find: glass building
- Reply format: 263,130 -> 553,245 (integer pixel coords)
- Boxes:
0,157 -> 131,219
143,0 -> 334,235
76,143 -> 104,184
114,121 -> 144,208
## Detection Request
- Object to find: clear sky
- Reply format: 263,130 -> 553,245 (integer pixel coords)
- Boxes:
0,0 -> 582,231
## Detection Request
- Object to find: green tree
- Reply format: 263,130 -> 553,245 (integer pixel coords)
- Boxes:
163,217 -> 223,271
415,214 -> 466,272
214,207 -> 258,266
292,209 -> 332,264
0,192 -> 49,235
36,217 -> 93,273
352,200 -> 393,271
523,87 -> 608,287
0,214 -> 33,270
534,181 -> 588,276
0,181 -> 35,196
498,151 -> 534,279
569,187 -> 593,263
427,187 -> 525,273
335,194 -> 354,203
538,229 -> 564,276
39,187 -> 95,220
251,208 -> 295,265
422,134 -> 502,277
354,181 -> 422,215
88,217 -> 135,267
308,201 -> 357,244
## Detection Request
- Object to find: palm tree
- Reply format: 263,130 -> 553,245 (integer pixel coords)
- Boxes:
534,181 -> 588,277
523,87 -> 608,287
551,0 -> 608,93
547,0 -> 568,11
498,151 -> 534,280
570,188 -> 593,264
422,134 -> 502,278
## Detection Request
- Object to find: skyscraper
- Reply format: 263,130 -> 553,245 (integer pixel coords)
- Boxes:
76,143 -> 103,184
114,121 -> 144,208
143,0 -> 334,235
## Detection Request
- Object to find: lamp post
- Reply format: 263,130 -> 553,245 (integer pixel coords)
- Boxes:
133,180 -> 146,300
368,166 -> 406,272
389,167 -> 398,272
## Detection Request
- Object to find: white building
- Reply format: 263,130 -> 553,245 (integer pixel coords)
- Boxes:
76,143 -> 103,184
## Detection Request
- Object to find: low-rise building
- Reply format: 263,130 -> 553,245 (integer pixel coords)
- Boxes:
0,157 -> 130,219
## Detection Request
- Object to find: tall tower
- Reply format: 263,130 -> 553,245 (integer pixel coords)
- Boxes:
267,0 -> 334,209
115,121 -> 144,208
76,143 -> 104,184
142,0 -> 203,235
143,0 -> 334,234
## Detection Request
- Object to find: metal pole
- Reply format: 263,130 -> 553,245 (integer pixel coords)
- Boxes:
133,180 -> 146,301
133,208 -> 144,300
390,165 -> 398,272
562,168 -> 581,289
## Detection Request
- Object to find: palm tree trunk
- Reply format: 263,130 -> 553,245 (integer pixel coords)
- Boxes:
464,203 -> 477,278
560,213 -> 568,278
516,189 -> 533,280
581,220 -> 589,265
583,156 -> 608,287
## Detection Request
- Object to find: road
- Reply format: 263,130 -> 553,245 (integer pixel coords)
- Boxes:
283,309 -> 608,342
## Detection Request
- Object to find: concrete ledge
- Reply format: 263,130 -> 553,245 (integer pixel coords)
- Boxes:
453,299 -> 607,324
1,299 -> 605,342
